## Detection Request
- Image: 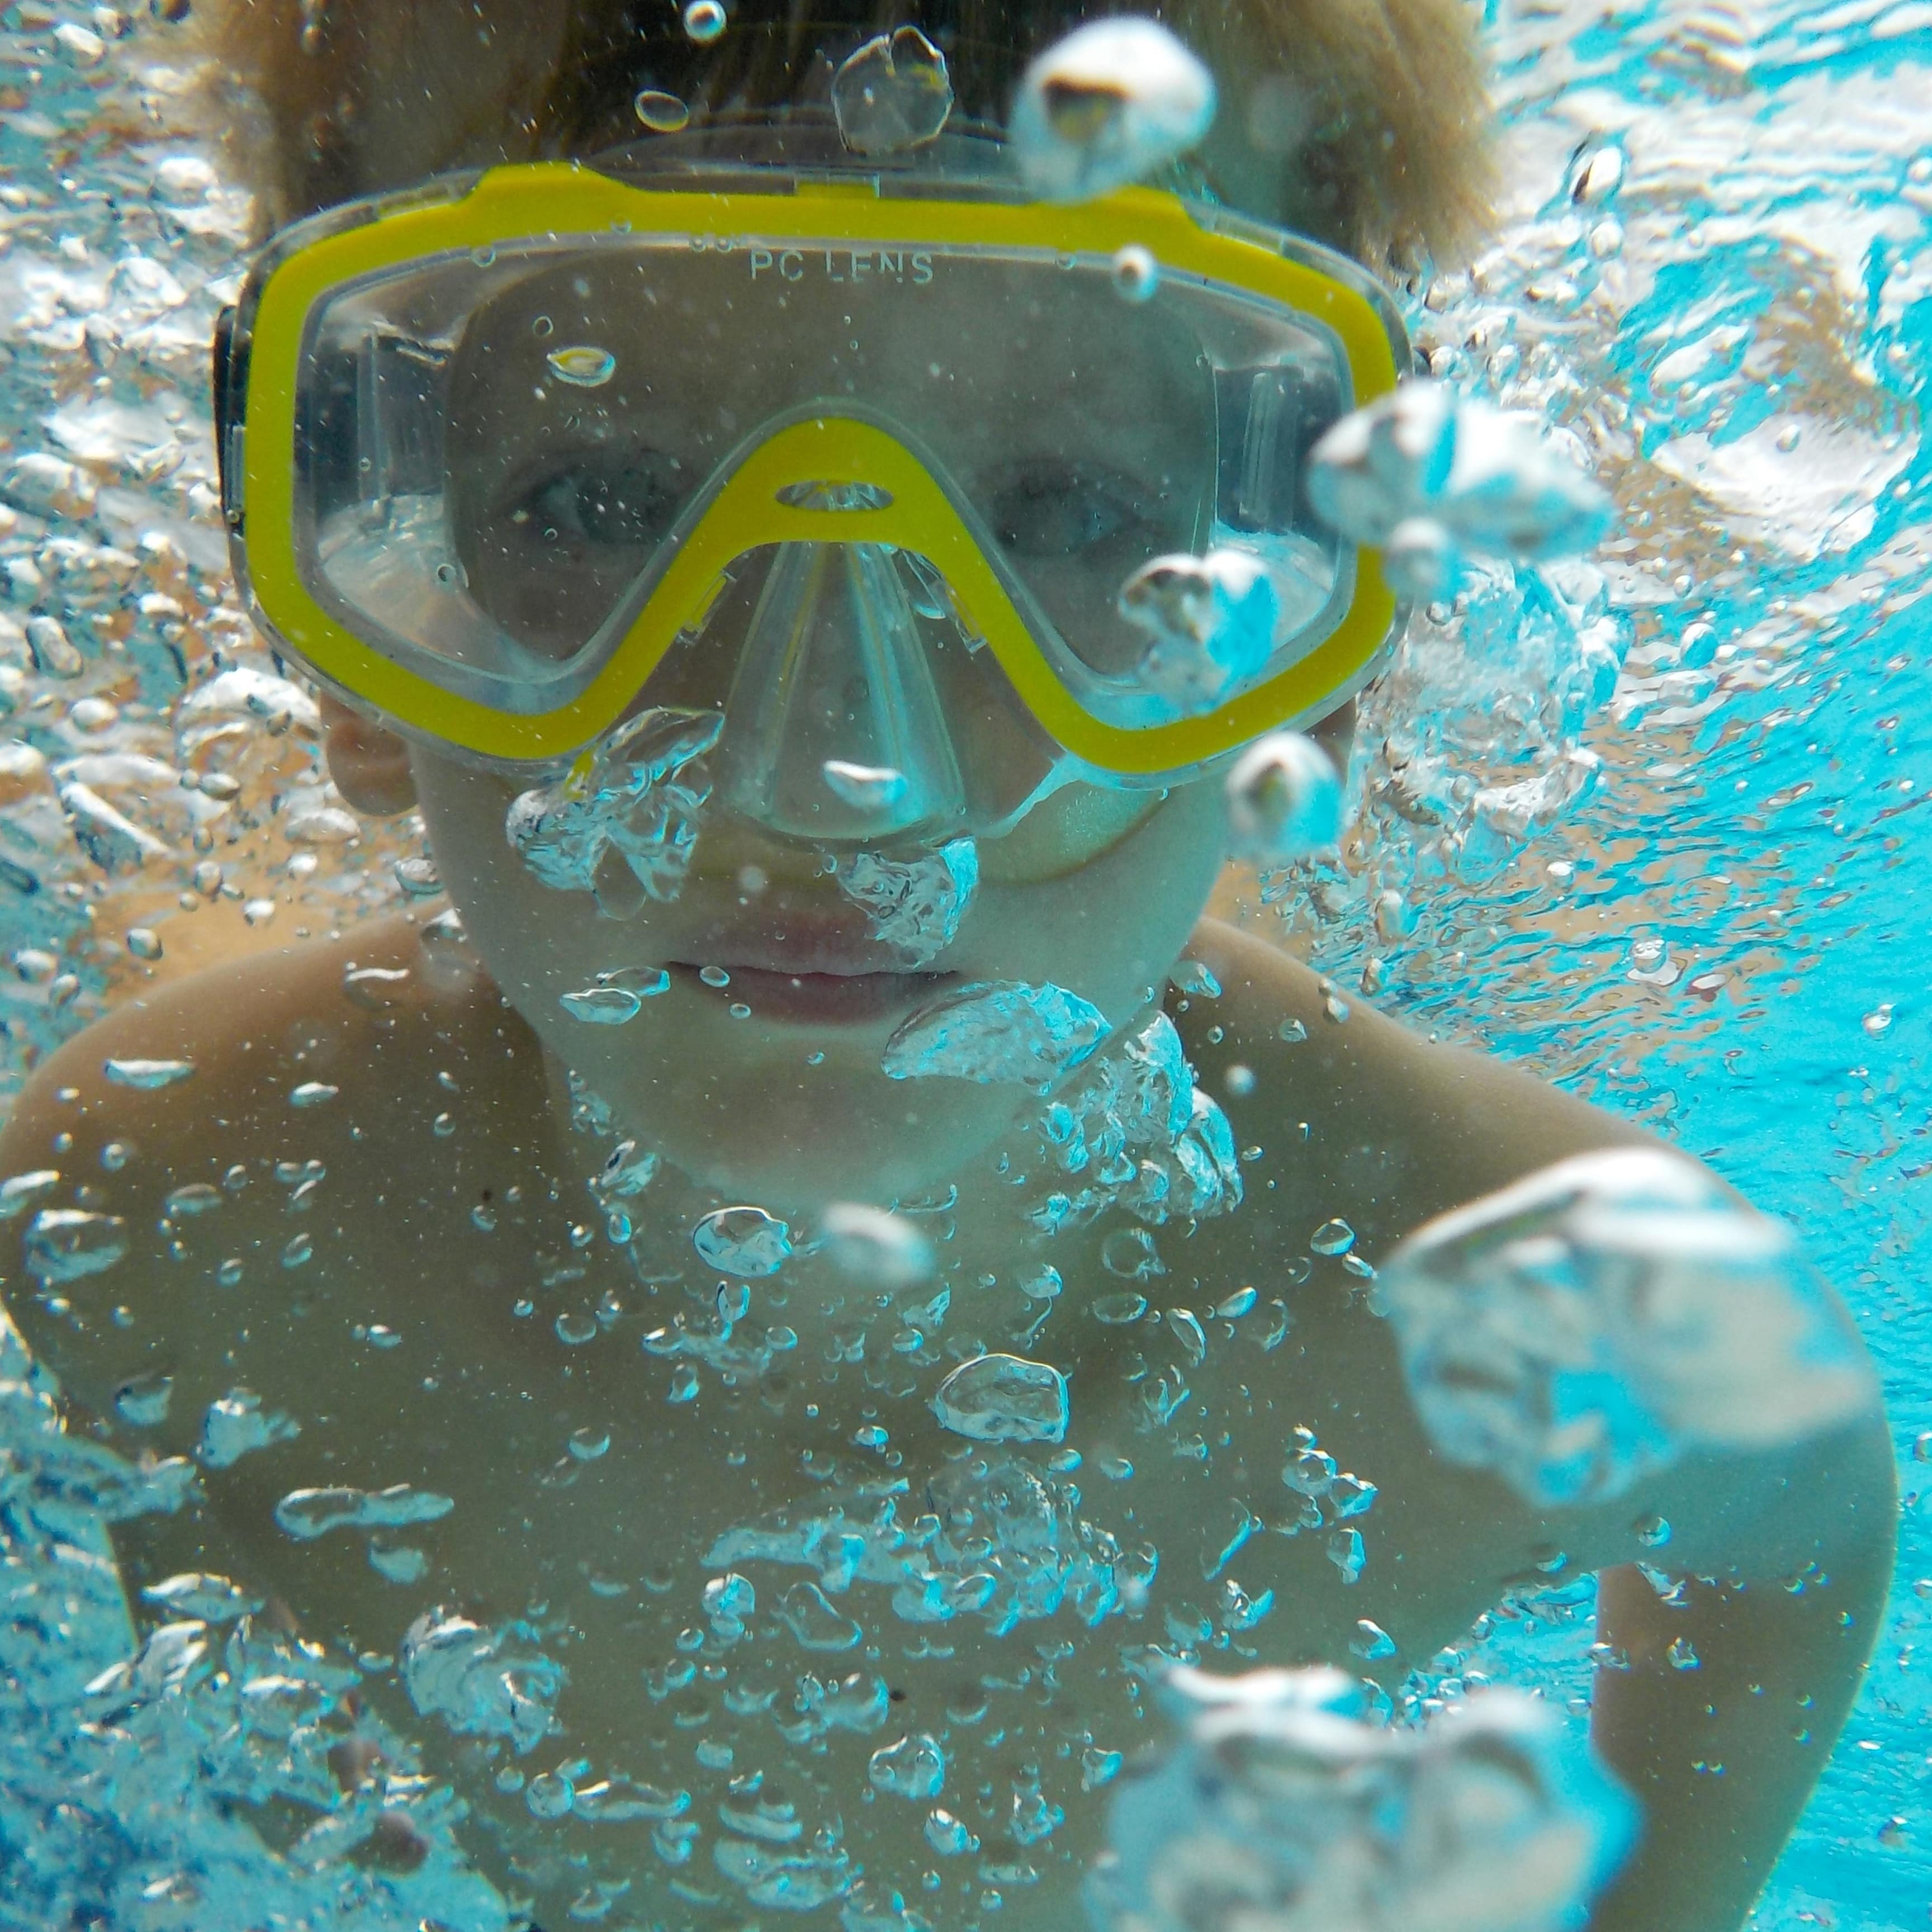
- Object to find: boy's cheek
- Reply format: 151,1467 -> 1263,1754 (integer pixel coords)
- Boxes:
976,784 -> 1167,886
965,778 -> 1230,1001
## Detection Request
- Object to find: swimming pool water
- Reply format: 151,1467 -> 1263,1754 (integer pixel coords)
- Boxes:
0,1 -> 1927,1926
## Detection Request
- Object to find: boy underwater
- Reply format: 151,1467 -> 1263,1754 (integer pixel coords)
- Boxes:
0,2 -> 1896,1930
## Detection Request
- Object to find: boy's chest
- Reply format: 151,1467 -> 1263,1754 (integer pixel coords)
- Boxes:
129,1177 -> 1521,1925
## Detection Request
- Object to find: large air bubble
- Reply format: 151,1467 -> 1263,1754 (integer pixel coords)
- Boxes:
1374,1148 -> 1876,1507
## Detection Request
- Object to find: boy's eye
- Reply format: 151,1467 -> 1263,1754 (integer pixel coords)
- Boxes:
982,460 -> 1163,560
498,448 -> 688,553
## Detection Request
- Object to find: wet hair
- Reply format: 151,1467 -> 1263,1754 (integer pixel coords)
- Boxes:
190,0 -> 1493,269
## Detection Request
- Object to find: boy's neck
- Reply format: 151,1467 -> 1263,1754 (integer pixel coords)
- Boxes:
532,1034 -> 1079,1364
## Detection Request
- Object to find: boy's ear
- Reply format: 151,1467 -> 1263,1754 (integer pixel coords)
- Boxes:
321,693 -> 417,816
1308,696 -> 1357,779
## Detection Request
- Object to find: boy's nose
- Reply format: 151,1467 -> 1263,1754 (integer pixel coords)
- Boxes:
712,540 -> 969,845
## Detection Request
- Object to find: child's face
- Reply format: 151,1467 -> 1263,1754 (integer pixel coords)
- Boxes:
318,111 -> 1361,1209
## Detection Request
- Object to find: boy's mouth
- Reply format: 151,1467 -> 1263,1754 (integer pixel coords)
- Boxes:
665,907 -> 960,1026
669,961 -> 959,1025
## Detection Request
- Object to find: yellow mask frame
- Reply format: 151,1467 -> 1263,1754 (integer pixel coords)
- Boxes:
226,160 -> 1403,771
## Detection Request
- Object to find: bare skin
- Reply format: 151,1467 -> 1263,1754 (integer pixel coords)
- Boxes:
0,903 -> 1893,1932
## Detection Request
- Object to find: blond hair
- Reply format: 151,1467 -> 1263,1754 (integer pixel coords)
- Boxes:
189,0 -> 1491,270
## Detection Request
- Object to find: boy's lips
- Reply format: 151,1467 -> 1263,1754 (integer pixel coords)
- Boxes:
665,907 -> 958,1025
670,961 -> 957,1025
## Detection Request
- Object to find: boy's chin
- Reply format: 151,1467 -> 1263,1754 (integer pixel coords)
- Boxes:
638,1074 -> 1027,1218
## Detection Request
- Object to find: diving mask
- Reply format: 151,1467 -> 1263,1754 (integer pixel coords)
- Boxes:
214,122 -> 1407,841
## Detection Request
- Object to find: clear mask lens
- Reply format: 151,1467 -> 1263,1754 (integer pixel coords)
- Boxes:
289,218 -> 1362,782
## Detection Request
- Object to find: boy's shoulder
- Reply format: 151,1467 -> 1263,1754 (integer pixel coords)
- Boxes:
0,908 -> 548,1423
2,910 -> 533,1172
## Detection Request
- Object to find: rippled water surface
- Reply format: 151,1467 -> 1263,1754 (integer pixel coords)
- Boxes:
0,1 -> 1928,1927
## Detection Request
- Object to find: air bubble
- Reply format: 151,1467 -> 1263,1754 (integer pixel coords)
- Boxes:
777,1579 -> 863,1651
883,979 -> 1107,1092
25,1209 -> 127,1285
1009,18 -> 1215,202
925,1808 -> 979,1856
1311,1218 -> 1356,1256
394,855 -> 441,897
1224,732 -> 1342,864
273,1480 -> 451,1540
693,1204 -> 792,1277
821,760 -> 908,813
931,1353 -> 1069,1444
682,0 -> 726,41
1375,1148 -> 1877,1507
561,986 -> 643,1025
1110,244 -> 1159,302
634,89 -> 691,133
547,345 -> 617,388
870,1732 -> 946,1800
1101,1227 -> 1163,1280
203,1390 -> 302,1467
115,1371 -> 175,1425
820,1202 -> 935,1287
1307,378 -> 1611,564
0,1171 -> 59,1220
103,1056 -> 195,1089
555,1309 -> 598,1346
1119,548 -> 1280,717
831,26 -> 954,157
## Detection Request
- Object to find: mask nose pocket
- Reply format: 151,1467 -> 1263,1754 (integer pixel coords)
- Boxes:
715,539 -> 969,842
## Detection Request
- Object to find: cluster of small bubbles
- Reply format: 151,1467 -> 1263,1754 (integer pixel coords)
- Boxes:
830,836 -> 978,968
400,1607 -> 564,1755
884,978 -> 1109,1091
1277,1423 -> 1379,1587
1118,548 -> 1280,717
1024,1007 -> 1243,1233
506,707 -> 721,913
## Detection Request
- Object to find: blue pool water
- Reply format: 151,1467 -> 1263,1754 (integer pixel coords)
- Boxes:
0,1 -> 1926,1926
